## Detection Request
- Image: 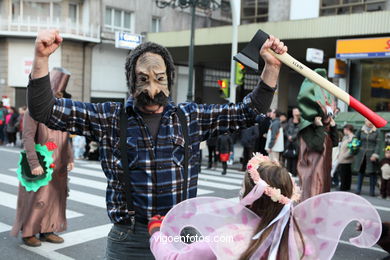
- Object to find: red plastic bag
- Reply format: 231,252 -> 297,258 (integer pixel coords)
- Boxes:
219,153 -> 229,162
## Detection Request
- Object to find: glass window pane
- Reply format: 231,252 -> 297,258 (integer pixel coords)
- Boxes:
105,7 -> 112,25
53,4 -> 61,18
12,0 -> 21,21
69,4 -> 77,23
114,10 -> 121,27
152,18 -> 160,32
124,12 -> 131,29
24,2 -> 50,20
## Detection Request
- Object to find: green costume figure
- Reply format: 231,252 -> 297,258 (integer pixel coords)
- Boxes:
296,69 -> 339,201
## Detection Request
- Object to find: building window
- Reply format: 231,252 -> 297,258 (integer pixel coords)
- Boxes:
12,0 -> 21,21
151,17 -> 160,33
105,7 -> 133,32
12,1 -> 64,23
320,0 -> 386,16
241,0 -> 268,24
69,3 -> 77,23
23,1 -> 50,22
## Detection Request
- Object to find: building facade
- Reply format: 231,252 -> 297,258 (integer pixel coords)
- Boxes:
147,0 -> 390,113
0,0 -> 231,107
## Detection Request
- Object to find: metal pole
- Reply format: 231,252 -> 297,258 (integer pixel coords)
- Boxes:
229,0 -> 241,103
186,3 -> 196,102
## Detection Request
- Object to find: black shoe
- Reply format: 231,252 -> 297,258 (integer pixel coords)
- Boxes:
222,171 -> 226,175
355,191 -> 361,195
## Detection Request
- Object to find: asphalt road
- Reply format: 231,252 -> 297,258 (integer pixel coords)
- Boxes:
0,146 -> 388,259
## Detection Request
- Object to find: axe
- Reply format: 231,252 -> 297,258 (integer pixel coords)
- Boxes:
234,30 -> 387,128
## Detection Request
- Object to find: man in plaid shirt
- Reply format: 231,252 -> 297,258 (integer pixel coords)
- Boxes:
27,29 -> 287,259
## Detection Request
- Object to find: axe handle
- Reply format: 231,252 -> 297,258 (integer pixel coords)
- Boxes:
271,51 -> 387,128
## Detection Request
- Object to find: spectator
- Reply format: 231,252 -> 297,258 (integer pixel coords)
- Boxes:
5,107 -> 19,147
265,109 -> 284,162
240,125 -> 259,171
284,107 -> 300,176
379,146 -> 390,200
206,135 -> 218,169
16,106 -> 27,148
335,124 -> 355,191
256,109 -> 271,155
0,101 -> 7,145
279,112 -> 288,136
216,132 -> 233,175
353,119 -> 380,196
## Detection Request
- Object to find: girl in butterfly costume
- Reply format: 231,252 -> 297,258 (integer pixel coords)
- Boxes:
149,153 -> 382,259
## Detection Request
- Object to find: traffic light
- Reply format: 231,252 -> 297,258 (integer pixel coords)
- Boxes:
235,62 -> 245,86
218,79 -> 229,99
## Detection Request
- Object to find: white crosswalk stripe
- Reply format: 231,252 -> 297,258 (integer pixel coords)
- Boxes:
201,168 -> 245,179
199,172 -> 243,185
70,167 -> 214,195
0,222 -> 12,233
0,190 -> 84,219
21,223 -> 112,253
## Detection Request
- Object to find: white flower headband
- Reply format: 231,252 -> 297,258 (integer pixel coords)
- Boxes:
246,153 -> 301,204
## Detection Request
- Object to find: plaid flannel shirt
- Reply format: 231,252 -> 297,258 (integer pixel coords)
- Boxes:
43,80 -> 274,223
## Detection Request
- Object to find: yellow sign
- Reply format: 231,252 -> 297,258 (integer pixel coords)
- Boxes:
334,59 -> 346,75
336,37 -> 390,59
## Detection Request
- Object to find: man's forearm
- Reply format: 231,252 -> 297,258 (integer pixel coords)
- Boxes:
248,64 -> 279,114
31,56 -> 49,79
250,81 -> 275,114
260,64 -> 280,89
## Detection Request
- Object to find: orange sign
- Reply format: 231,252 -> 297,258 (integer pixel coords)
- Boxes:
336,37 -> 390,58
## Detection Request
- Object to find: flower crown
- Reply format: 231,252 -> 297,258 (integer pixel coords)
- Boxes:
246,153 -> 301,204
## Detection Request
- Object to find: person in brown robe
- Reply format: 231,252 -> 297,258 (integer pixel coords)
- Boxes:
296,69 -> 339,201
297,116 -> 338,201
11,68 -> 74,247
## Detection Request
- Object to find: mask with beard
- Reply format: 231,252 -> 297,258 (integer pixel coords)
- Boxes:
133,52 -> 170,113
134,91 -> 169,110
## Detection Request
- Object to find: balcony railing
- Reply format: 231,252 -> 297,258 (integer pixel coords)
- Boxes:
0,16 -> 100,43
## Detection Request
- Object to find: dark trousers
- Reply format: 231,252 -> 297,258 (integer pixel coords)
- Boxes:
106,222 -> 154,260
258,137 -> 268,155
7,132 -> 16,144
381,178 -> 390,198
356,156 -> 377,196
338,163 -> 352,191
207,145 -> 217,167
222,162 -> 227,174
242,146 -> 255,170
357,173 -> 377,196
0,125 -> 4,143
286,157 -> 298,176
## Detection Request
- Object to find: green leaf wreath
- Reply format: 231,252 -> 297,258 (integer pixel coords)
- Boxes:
16,143 -> 55,192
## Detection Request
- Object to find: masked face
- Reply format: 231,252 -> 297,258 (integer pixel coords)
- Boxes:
133,52 -> 169,113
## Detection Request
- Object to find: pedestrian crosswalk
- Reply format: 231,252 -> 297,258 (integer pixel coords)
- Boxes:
2,147 -> 386,259
0,147 -> 243,259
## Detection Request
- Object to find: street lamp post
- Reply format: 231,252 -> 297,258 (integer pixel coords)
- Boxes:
155,0 -> 221,102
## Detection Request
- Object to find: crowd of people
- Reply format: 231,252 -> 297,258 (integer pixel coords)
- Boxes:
0,102 -> 27,148
206,107 -> 390,199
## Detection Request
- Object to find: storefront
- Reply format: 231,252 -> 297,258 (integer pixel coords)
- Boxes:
336,36 -> 390,112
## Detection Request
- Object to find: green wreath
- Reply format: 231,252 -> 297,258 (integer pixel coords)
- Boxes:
16,144 -> 54,192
